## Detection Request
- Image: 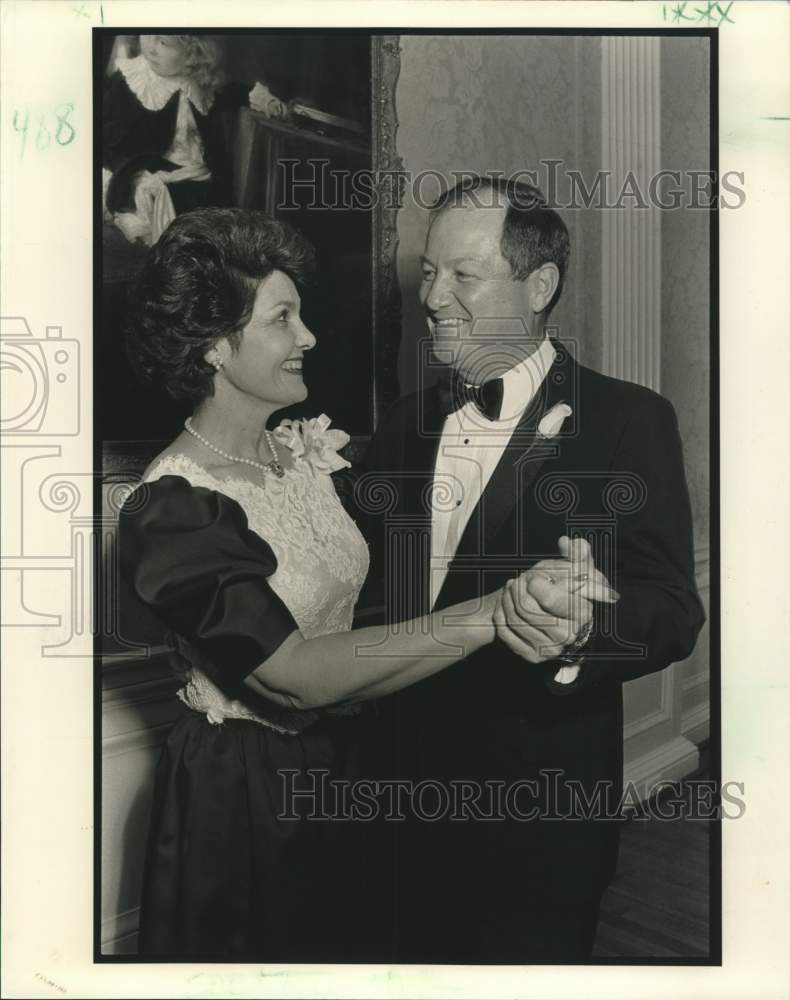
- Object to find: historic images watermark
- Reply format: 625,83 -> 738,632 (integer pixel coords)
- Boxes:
277,161 -> 746,213
349,334 -> 648,662
0,315 -> 153,658
278,769 -> 746,823
0,316 -> 94,655
0,316 -> 80,436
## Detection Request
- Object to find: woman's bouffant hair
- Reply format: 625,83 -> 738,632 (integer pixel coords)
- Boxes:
126,209 -> 315,402
156,34 -> 226,91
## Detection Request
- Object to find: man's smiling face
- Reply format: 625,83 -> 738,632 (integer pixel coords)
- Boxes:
419,202 -> 538,384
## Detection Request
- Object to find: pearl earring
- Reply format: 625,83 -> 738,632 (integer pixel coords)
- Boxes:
210,356 -> 223,371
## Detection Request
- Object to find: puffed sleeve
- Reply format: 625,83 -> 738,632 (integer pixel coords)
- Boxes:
118,476 -> 298,683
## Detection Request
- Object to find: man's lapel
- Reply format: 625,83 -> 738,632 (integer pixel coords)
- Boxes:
436,343 -> 577,604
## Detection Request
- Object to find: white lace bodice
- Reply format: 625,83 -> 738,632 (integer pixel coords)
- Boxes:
143,447 -> 369,733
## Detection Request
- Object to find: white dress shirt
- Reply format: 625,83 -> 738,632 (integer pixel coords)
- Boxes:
429,337 -> 580,684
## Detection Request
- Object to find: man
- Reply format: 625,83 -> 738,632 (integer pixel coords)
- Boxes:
357,176 -> 704,962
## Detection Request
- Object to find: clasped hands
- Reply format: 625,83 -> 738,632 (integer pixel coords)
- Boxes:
493,536 -> 620,664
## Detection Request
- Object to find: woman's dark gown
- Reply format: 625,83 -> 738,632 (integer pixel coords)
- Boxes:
119,450 -> 375,961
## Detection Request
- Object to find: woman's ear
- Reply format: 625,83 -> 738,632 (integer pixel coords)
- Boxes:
528,263 -> 561,314
205,343 -> 226,371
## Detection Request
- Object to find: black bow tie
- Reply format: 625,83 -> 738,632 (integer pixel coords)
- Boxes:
436,371 -> 505,421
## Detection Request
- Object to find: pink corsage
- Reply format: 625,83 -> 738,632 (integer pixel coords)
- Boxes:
273,414 -> 351,474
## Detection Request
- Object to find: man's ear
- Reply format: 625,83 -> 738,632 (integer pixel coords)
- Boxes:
528,263 -> 560,314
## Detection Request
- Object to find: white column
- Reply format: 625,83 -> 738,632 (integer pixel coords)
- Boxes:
601,36 -> 662,392
601,38 -> 700,794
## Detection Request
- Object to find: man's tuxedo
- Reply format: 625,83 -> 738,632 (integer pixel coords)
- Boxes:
355,342 -> 705,962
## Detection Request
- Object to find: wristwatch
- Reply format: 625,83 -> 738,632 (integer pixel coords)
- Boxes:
558,615 -> 594,664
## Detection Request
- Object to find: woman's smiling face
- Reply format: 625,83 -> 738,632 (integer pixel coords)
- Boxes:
219,271 -> 317,408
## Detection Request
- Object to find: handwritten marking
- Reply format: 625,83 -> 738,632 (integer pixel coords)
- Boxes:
71,1 -> 103,20
12,108 -> 29,159
11,104 -> 75,159
663,0 -> 735,24
55,104 -> 76,146
35,972 -> 67,994
184,969 -> 326,998
181,967 -> 467,1000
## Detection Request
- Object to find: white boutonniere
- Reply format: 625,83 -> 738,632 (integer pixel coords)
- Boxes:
537,402 -> 573,439
273,414 -> 351,474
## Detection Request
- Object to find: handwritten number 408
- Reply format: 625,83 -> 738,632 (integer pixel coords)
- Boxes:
13,104 -> 76,159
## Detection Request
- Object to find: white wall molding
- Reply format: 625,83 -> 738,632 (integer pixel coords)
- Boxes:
623,667 -> 673,743
101,905 -> 140,946
601,35 -> 662,391
624,733 -> 700,803
682,673 -> 709,697
102,644 -> 172,677
694,542 -> 711,592
101,903 -> 141,955
683,542 -> 711,695
622,538 -> 711,791
103,672 -> 179,709
102,652 -> 183,749
102,720 -> 177,759
102,931 -> 139,956
681,700 -> 710,745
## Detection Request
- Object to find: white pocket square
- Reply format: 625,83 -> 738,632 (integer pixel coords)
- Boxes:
537,402 -> 573,438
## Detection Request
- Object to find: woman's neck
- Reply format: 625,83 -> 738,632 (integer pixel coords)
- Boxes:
190,394 -> 280,463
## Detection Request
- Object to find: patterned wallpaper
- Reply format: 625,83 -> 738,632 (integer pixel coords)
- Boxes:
660,36 -> 711,546
394,34 -> 709,548
395,34 -> 603,395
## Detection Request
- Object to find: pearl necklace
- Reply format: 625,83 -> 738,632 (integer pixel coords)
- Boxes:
184,417 -> 285,479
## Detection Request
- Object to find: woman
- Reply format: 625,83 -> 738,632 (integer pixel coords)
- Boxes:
118,208 -> 605,960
